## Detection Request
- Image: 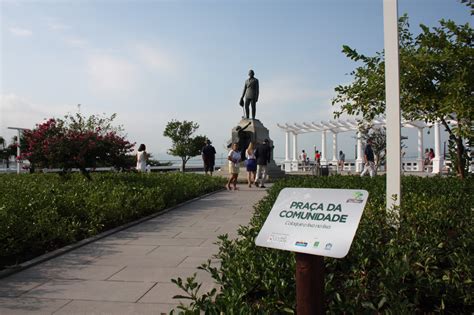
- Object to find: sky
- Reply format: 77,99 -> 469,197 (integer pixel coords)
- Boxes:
0,0 -> 471,164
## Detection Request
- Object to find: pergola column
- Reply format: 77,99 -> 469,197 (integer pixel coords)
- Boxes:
332,132 -> 338,164
321,130 -> 327,165
292,133 -> 298,162
285,131 -> 290,161
356,131 -> 363,172
417,127 -> 424,171
291,132 -> 299,172
432,121 -> 443,173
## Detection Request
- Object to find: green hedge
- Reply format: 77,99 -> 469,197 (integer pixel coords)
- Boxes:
0,172 -> 225,269
173,175 -> 474,314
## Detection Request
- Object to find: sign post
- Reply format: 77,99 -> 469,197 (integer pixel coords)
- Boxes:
256,188 -> 369,314
296,253 -> 324,314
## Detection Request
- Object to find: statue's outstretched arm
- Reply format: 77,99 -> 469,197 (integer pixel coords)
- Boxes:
241,121 -> 251,131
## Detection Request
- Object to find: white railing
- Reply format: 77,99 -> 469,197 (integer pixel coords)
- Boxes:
280,158 -> 459,174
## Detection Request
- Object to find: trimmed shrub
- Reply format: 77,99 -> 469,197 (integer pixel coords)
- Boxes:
173,175 -> 474,314
0,172 -> 225,268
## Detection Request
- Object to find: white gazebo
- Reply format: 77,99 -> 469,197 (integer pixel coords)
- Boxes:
277,118 -> 447,174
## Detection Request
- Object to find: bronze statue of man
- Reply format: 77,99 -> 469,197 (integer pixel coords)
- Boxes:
240,69 -> 259,119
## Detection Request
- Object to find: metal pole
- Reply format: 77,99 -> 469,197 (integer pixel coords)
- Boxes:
295,253 -> 324,315
383,0 -> 401,211
16,130 -> 21,174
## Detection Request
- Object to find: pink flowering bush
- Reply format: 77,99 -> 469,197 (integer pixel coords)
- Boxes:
22,112 -> 133,178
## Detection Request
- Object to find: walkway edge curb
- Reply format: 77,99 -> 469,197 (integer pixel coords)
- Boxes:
0,188 -> 225,280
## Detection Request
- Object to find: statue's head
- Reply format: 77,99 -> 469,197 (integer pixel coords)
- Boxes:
248,69 -> 255,77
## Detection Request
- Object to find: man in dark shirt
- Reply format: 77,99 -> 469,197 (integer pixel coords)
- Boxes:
254,139 -> 271,188
202,140 -> 216,176
360,138 -> 375,177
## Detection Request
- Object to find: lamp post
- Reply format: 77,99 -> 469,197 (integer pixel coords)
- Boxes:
383,0 -> 401,213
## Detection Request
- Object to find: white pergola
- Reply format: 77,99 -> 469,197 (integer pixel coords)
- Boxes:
277,118 -> 446,174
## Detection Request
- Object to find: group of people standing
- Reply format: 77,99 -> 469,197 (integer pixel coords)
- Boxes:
298,149 -> 346,172
226,139 -> 271,190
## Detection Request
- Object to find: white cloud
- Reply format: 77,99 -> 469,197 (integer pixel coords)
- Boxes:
66,37 -> 88,49
0,94 -> 75,137
48,21 -> 69,31
262,77 -> 335,107
42,16 -> 71,31
86,54 -> 137,92
9,27 -> 33,37
135,44 -> 177,73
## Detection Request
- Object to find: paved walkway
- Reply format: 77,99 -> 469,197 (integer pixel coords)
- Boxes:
0,186 -> 268,314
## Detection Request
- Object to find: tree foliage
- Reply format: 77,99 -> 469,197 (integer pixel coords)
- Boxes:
360,126 -> 387,172
459,0 -> 474,15
333,16 -> 473,178
22,112 -> 133,178
163,120 -> 207,172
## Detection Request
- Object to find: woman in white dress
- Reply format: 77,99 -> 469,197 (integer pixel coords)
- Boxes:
136,144 -> 147,172
226,143 -> 241,190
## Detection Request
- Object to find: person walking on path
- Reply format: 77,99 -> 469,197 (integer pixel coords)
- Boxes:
300,150 -> 307,171
245,142 -> 257,187
315,150 -> 321,165
201,139 -> 216,176
254,139 -> 271,188
227,143 -> 241,190
424,148 -> 430,169
360,139 -> 375,177
136,144 -> 147,172
338,150 -> 345,172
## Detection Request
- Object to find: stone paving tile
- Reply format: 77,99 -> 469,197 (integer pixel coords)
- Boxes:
23,280 -> 155,302
146,245 -> 219,258
87,253 -> 187,268
54,300 -> 177,315
126,237 -> 207,246
6,264 -> 124,281
113,231 -> 181,239
109,266 -> 213,283
125,224 -> 182,233
0,280 -> 46,298
71,244 -> 158,256
199,238 -> 233,247
0,297 -> 70,315
177,256 -> 220,268
174,230 -> 223,239
138,282 -> 218,305
189,221 -> 226,229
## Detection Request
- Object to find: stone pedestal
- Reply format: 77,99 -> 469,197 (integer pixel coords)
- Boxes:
222,118 -> 285,180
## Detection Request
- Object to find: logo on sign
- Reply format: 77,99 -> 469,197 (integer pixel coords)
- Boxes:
346,191 -> 364,203
295,241 -> 308,247
313,241 -> 320,248
325,243 -> 333,250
